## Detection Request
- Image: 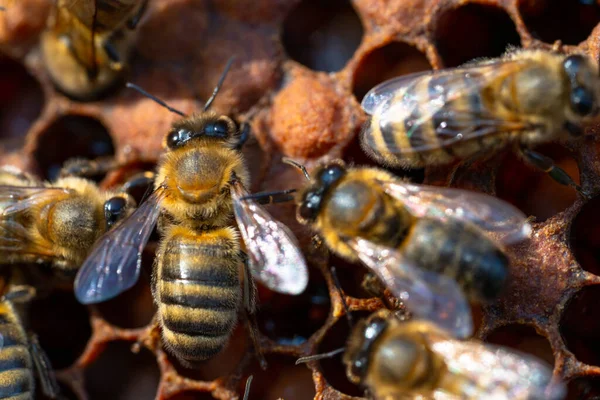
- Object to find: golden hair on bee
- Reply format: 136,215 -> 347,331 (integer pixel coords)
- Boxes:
0,166 -> 136,273
360,49 -> 599,193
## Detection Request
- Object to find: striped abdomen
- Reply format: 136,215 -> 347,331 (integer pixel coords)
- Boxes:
155,225 -> 242,367
400,218 -> 508,302
0,302 -> 34,400
363,71 -> 513,168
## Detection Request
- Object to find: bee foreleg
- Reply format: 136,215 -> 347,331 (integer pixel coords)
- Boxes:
241,253 -> 267,370
519,147 -> 585,195
29,334 -> 60,399
120,171 -> 156,198
58,156 -> 120,179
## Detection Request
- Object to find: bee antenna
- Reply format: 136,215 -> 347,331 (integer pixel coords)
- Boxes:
242,375 -> 253,400
295,347 -> 345,365
126,83 -> 186,117
282,157 -> 311,181
203,56 -> 236,111
331,266 -> 354,328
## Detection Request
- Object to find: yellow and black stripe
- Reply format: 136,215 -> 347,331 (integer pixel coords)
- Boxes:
0,302 -> 33,400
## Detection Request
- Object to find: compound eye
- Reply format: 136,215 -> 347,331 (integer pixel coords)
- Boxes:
298,190 -> 322,222
166,129 -> 192,148
319,165 -> 346,187
204,119 -> 230,138
571,86 -> 594,116
104,196 -> 127,229
564,55 -> 586,79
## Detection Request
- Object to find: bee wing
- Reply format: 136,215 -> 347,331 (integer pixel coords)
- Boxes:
0,186 -> 71,256
348,238 -> 473,338
361,59 -> 538,154
431,339 -> 566,400
378,180 -> 531,245
231,182 -> 308,295
361,70 -> 434,115
74,189 -> 165,304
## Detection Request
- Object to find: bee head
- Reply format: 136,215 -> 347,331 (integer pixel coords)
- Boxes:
104,193 -> 136,230
165,114 -> 240,150
343,311 -> 390,384
297,160 -> 347,223
563,55 -> 600,120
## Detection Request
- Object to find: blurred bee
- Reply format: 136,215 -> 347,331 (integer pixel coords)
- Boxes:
0,165 -> 136,274
360,50 -> 599,192
301,309 -> 565,400
244,159 -> 531,338
0,283 -> 59,399
41,0 -> 148,100
74,58 -> 308,367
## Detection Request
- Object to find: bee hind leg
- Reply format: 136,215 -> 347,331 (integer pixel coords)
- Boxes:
241,253 -> 268,370
519,147 -> 588,197
29,334 -> 60,399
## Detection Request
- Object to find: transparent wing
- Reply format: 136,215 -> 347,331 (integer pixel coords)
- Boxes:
379,180 -> 531,245
0,186 -> 71,216
348,238 -> 473,338
361,70 -> 433,115
74,189 -> 165,304
431,340 -> 566,400
0,186 -> 70,256
232,182 -> 308,295
361,60 -> 537,155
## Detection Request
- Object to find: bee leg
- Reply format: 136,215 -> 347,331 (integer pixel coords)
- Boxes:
2,285 -> 36,303
29,334 -> 60,399
361,272 -> 385,298
241,253 -> 268,370
58,156 -> 120,179
127,0 -> 150,30
519,147 -> 586,196
234,122 -> 251,150
240,189 -> 297,205
120,171 -> 156,199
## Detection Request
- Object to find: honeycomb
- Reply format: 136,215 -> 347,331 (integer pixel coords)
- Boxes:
1,0 -> 600,398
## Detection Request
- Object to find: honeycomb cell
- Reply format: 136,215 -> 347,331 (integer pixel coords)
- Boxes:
496,144 -> 579,223
258,272 -> 330,344
0,56 -> 43,149
560,285 -> 600,367
484,324 -> 555,367
315,311 -> 371,397
84,342 -> 159,400
434,4 -> 521,67
246,355 -> 316,400
94,271 -> 155,329
328,256 -> 372,300
270,74 -> 355,158
351,41 -> 431,103
570,195 -> 600,275
33,115 -> 115,181
518,0 -> 600,45
566,378 -> 600,400
26,290 -> 92,369
281,0 -> 363,72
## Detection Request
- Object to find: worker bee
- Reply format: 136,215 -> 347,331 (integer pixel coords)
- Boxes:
74,59 -> 308,367
0,283 -> 60,400
41,0 -> 148,100
361,50 -> 600,191
244,159 -> 531,338
301,309 -> 565,400
0,165 -> 136,274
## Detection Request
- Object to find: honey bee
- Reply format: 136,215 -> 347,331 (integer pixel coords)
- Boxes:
74,59 -> 308,367
302,309 -> 565,400
41,0 -> 148,100
244,159 -> 531,338
360,50 -> 599,191
0,284 -> 59,399
0,165 -> 136,274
